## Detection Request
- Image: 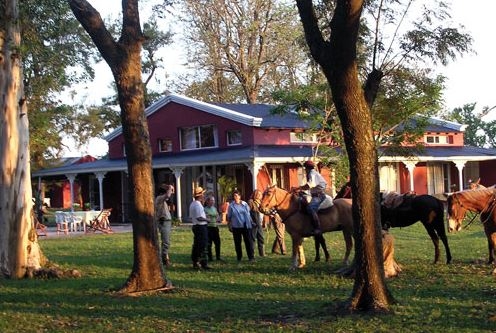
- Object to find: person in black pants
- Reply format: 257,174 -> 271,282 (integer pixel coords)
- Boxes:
189,187 -> 212,270
227,190 -> 255,262
204,195 -> 224,262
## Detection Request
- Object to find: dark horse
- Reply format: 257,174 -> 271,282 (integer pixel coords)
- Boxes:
260,185 -> 354,269
380,192 -> 452,264
447,188 -> 496,264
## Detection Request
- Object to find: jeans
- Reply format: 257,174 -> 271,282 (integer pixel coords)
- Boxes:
157,219 -> 171,260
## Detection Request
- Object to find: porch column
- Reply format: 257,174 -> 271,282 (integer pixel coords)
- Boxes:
121,170 -> 128,223
65,174 -> 77,213
453,160 -> 467,191
172,167 -> 184,221
94,172 -> 106,210
246,160 -> 265,190
403,161 -> 417,192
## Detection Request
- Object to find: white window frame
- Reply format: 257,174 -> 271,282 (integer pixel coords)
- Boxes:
179,125 -> 218,151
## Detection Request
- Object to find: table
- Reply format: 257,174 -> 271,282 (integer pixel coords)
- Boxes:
72,210 -> 101,232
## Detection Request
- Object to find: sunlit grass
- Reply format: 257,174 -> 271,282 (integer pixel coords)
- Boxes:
0,223 -> 495,332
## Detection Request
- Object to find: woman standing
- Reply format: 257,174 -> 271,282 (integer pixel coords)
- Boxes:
227,190 -> 255,262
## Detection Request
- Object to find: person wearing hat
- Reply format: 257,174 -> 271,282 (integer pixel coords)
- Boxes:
189,186 -> 212,270
155,184 -> 174,268
298,160 -> 327,236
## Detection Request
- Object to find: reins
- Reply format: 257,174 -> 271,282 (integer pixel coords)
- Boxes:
453,191 -> 496,229
264,186 -> 300,223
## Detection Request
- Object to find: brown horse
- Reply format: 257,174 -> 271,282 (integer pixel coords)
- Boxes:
259,185 -> 354,269
446,188 -> 496,264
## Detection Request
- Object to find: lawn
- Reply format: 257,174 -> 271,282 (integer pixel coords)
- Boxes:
0,223 -> 495,332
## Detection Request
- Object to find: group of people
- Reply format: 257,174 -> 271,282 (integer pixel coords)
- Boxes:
155,182 -> 287,271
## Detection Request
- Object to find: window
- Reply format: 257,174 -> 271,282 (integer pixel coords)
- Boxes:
158,138 -> 173,152
425,135 -> 448,144
180,125 -> 218,150
227,130 -> 242,146
290,132 -> 317,143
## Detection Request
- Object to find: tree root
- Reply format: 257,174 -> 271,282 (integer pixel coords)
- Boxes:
24,262 -> 81,279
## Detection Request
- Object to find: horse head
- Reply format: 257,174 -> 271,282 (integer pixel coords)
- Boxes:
446,193 -> 467,232
259,185 -> 279,215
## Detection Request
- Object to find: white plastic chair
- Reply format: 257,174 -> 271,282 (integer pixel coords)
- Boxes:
67,213 -> 83,232
55,211 -> 69,235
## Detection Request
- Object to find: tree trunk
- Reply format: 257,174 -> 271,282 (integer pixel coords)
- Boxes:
0,0 -> 43,278
297,0 -> 394,312
69,0 -> 167,293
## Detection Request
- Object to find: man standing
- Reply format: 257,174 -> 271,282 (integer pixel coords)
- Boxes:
189,186 -> 211,270
298,160 -> 327,236
155,184 -> 174,267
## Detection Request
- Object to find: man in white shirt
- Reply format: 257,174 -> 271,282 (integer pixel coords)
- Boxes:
189,186 -> 212,270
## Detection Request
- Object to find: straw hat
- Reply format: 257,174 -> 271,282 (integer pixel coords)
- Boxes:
193,186 -> 206,197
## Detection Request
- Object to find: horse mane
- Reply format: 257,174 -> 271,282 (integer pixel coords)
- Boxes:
458,187 -> 496,201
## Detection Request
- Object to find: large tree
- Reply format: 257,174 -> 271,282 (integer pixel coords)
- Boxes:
179,0 -> 308,103
296,0 -> 471,312
297,0 -> 392,312
0,0 -> 43,278
69,0 -> 168,294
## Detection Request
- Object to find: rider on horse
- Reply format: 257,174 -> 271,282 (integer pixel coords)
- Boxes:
296,160 -> 327,236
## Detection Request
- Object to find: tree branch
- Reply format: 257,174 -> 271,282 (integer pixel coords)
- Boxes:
68,0 -> 119,65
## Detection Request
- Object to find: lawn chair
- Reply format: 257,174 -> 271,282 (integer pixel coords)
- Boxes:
86,208 -> 113,234
34,215 -> 47,237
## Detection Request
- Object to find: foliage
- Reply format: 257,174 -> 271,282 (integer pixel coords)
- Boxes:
20,0 -> 99,167
442,103 -> 496,148
178,0 -> 309,103
0,224 -> 495,331
217,175 -> 237,203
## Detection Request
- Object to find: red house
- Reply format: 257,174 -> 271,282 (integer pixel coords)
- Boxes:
32,93 -> 496,222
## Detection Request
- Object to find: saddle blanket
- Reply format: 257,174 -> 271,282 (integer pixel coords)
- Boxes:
318,195 -> 334,210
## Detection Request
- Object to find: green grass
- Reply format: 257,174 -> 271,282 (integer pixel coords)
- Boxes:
1,223 -> 495,332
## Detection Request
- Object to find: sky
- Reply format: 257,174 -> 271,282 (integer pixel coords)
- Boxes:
62,1 -> 496,157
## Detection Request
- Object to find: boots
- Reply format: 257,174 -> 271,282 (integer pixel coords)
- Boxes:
311,212 -> 322,236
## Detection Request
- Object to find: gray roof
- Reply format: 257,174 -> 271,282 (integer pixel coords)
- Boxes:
215,103 -> 311,128
379,145 -> 496,162
32,145 -> 318,177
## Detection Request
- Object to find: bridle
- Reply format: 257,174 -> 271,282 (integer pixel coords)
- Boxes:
261,186 -> 299,221
449,191 -> 496,229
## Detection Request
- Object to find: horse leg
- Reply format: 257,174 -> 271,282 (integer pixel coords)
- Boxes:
290,237 -> 303,270
425,226 -> 440,264
485,229 -> 496,264
342,230 -> 353,266
314,236 -> 321,262
298,244 -> 306,268
320,236 -> 330,262
435,223 -> 452,264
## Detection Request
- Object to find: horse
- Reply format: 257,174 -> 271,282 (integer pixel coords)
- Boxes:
259,185 -> 354,269
380,192 -> 452,264
446,188 -> 496,264
313,181 -> 352,262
